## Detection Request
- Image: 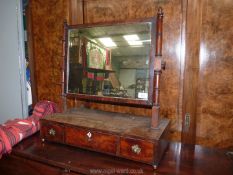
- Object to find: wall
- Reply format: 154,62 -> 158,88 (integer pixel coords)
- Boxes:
196,0 -> 233,148
30,0 -> 233,148
0,0 -> 27,123
119,69 -> 136,98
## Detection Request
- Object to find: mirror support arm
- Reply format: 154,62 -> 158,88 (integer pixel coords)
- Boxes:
62,21 -> 68,112
151,7 -> 164,129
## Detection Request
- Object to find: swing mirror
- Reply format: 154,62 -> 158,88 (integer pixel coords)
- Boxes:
64,19 -> 155,106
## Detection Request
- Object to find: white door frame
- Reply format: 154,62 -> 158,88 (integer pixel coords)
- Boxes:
17,0 -> 28,117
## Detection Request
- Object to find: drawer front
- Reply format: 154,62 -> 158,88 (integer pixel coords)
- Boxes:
120,137 -> 154,163
40,121 -> 64,143
65,127 -> 117,154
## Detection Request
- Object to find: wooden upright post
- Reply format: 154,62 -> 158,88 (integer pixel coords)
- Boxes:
62,21 -> 68,112
151,7 -> 164,128
181,0 -> 202,144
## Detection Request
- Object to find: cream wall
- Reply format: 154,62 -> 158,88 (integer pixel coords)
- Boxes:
0,0 -> 27,123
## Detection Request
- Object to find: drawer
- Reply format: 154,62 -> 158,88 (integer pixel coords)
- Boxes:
40,121 -> 64,143
65,127 -> 117,154
119,137 -> 154,163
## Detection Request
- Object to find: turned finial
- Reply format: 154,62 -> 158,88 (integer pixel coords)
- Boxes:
158,7 -> 163,17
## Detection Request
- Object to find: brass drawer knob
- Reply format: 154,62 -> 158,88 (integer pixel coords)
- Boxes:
131,144 -> 141,154
49,128 -> 56,136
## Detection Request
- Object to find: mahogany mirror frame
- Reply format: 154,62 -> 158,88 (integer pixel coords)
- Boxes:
62,15 -> 161,108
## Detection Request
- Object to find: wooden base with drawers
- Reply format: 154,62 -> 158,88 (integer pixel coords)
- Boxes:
40,107 -> 170,168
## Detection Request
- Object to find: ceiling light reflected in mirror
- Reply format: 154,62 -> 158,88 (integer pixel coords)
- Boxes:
98,37 -> 117,48
123,34 -> 140,41
123,34 -> 143,46
127,40 -> 143,46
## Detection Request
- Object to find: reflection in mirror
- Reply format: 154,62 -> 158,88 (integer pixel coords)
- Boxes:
67,22 -> 151,100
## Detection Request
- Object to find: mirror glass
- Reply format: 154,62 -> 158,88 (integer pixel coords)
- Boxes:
67,22 -> 152,100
